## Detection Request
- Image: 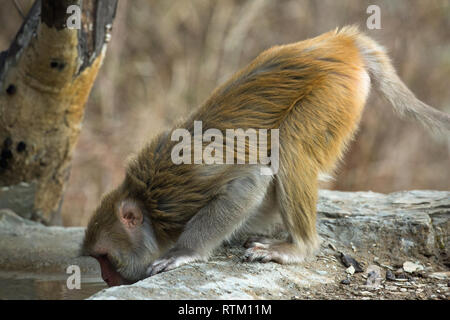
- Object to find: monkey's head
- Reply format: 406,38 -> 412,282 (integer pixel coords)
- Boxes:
81,187 -> 161,287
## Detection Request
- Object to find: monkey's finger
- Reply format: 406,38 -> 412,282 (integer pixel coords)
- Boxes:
244,236 -> 275,248
147,258 -> 173,276
242,248 -> 273,263
243,241 -> 269,249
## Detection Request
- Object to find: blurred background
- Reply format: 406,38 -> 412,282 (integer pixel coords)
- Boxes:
1,0 -> 449,227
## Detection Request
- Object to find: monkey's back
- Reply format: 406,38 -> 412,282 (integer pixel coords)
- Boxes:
126,27 -> 371,238
190,26 -> 369,173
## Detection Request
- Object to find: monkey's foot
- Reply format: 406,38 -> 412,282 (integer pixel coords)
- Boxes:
243,241 -> 307,264
243,236 -> 279,249
146,248 -> 203,276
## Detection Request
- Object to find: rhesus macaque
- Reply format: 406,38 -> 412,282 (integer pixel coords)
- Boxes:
81,26 -> 450,287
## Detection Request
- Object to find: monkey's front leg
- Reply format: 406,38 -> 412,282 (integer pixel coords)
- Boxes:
147,171 -> 272,276
147,247 -> 202,276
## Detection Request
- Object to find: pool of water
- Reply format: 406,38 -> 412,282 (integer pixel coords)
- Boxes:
0,274 -> 107,300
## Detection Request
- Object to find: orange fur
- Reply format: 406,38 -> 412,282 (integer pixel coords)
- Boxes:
83,26 -> 449,281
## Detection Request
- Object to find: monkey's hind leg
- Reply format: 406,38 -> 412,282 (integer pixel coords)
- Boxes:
147,167 -> 273,276
243,166 -> 319,264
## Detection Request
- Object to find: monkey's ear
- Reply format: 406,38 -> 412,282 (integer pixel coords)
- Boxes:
118,200 -> 143,229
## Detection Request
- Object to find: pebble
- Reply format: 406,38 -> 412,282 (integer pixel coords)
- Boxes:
365,265 -> 383,288
328,243 -> 337,251
385,285 -> 397,291
400,288 -> 407,292
386,269 -> 396,281
340,253 -> 364,273
391,291 -> 408,295
395,268 -> 404,275
428,272 -> 450,280
395,273 -> 412,281
379,263 -> 395,271
341,279 -> 351,285
394,279 -> 408,283
346,265 -> 355,275
403,261 -> 424,273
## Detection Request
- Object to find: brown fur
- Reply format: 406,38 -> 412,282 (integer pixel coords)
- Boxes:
82,26 -> 449,284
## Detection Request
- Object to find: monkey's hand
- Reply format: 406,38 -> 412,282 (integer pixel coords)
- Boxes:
146,248 -> 203,276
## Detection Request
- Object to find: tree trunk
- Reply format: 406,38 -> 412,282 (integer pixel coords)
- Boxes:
0,0 -> 118,225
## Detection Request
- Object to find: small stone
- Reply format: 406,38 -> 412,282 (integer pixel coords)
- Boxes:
400,288 -> 407,292
328,243 -> 337,251
394,279 -> 408,283
385,285 -> 397,291
346,265 -> 355,275
430,294 -> 436,299
396,272 -> 411,281
340,253 -> 364,273
395,268 -> 404,275
365,265 -> 383,288
379,263 -> 395,271
428,272 -> 450,280
386,269 -> 396,281
403,261 -> 424,274
341,279 -> 351,285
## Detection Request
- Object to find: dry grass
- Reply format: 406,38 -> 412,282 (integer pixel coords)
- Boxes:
1,0 -> 449,226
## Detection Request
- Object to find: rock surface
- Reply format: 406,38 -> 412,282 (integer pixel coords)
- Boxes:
0,190 -> 448,300
0,209 -> 99,275
0,182 -> 37,221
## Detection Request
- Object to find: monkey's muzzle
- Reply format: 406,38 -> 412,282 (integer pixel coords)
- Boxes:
94,255 -> 125,287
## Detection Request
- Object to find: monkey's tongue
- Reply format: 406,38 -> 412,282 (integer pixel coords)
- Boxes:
95,256 -> 125,287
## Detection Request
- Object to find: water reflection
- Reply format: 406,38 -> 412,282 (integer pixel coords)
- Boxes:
0,276 -> 107,300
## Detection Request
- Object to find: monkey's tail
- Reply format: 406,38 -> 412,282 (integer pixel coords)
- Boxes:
349,27 -> 450,135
